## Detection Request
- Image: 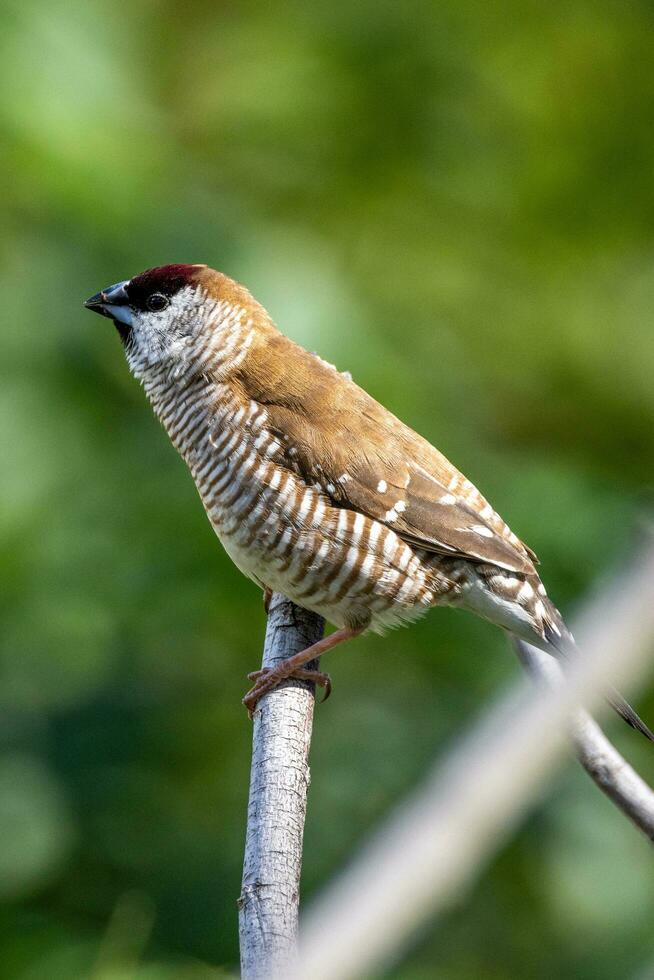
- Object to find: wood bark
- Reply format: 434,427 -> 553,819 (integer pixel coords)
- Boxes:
238,594 -> 325,980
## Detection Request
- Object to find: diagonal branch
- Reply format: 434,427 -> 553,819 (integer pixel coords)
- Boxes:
514,639 -> 654,840
238,594 -> 324,980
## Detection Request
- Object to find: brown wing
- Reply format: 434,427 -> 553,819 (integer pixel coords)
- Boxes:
236,333 -> 538,575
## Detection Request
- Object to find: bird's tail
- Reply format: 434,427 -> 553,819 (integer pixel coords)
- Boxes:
461,565 -> 654,742
606,688 -> 654,742
528,588 -> 654,743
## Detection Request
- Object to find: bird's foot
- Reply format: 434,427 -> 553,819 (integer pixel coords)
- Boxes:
262,587 -> 273,615
243,666 -> 332,718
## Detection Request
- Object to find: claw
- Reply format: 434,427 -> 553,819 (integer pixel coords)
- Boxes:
321,674 -> 332,702
242,624 -> 359,718
291,668 -> 332,702
243,666 -> 333,717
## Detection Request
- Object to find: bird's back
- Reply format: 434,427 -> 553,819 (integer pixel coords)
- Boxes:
232,328 -> 537,573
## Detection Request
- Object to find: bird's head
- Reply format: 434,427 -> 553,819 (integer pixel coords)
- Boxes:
85,264 -> 264,378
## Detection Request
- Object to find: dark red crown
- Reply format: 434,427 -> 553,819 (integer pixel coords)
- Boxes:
127,264 -> 206,307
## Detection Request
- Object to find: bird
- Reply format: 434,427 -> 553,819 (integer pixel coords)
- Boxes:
85,263 -> 653,739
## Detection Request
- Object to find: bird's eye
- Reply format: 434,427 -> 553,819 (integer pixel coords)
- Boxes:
147,292 -> 169,312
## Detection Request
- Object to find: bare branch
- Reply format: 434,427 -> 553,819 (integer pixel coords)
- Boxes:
515,640 -> 654,840
287,543 -> 654,980
238,594 -> 324,980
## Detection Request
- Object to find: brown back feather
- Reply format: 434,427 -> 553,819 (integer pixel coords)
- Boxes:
229,326 -> 537,575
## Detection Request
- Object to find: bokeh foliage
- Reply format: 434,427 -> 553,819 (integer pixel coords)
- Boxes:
2,0 -> 654,976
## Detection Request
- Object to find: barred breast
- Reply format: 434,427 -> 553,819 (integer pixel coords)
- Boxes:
141,372 -> 459,633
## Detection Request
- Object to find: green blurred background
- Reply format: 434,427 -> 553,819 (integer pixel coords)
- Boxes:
2,0 -> 654,976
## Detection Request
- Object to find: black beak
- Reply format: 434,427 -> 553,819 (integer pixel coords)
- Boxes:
84,280 -> 132,327
84,290 -> 113,318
